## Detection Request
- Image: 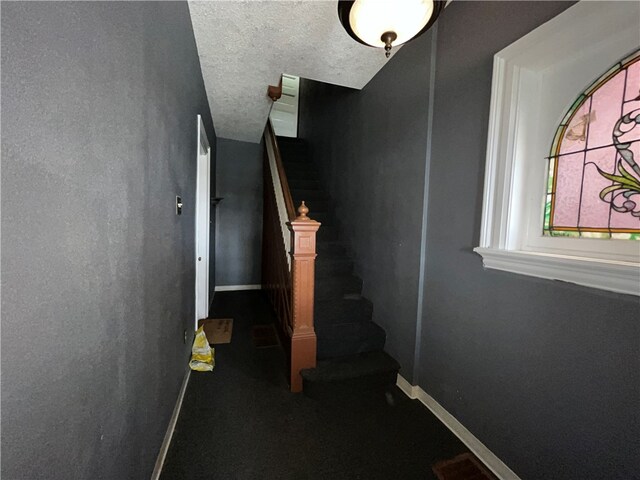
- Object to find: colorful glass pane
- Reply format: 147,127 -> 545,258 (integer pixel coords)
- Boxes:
544,49 -> 640,240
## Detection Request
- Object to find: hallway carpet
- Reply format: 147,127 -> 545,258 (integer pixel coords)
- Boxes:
160,291 -> 469,480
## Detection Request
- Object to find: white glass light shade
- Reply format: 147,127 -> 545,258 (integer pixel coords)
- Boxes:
348,0 -> 435,48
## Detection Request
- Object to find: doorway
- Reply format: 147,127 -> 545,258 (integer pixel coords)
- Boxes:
269,74 -> 299,138
195,114 -> 210,328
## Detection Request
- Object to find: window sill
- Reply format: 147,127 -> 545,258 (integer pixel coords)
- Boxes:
473,247 -> 639,296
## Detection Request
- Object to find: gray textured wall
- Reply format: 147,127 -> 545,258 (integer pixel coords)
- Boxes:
420,2 -> 639,479
298,32 -> 434,381
209,149 -> 218,302
215,138 -> 263,286
298,2 -> 639,478
1,3 -> 215,479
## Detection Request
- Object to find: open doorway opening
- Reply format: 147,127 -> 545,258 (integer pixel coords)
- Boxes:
195,114 -> 211,329
269,74 -> 299,138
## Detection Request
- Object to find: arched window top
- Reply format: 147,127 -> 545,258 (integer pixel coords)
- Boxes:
476,2 -> 639,295
544,49 -> 640,239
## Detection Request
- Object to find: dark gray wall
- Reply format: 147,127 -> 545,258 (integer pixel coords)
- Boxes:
209,151 -> 218,302
215,138 -> 263,286
420,2 -> 639,479
1,3 -> 215,479
298,2 -> 639,478
298,31 -> 435,380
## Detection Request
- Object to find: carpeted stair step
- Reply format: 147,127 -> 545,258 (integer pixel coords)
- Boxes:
317,240 -> 348,256
282,163 -> 319,178
295,197 -> 329,213
302,350 -> 400,385
316,320 -> 386,359
287,178 -> 320,190
309,211 -> 332,225
281,157 -> 310,168
283,158 -> 317,169
301,350 -> 400,399
316,255 -> 354,277
289,187 -> 330,217
314,297 -> 373,326
280,151 -> 309,164
315,274 -> 363,301
291,188 -> 326,203
316,225 -> 338,241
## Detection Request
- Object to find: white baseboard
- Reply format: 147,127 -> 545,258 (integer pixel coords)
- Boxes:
396,374 -> 418,398
151,369 -> 191,480
214,284 -> 262,292
396,374 -> 521,480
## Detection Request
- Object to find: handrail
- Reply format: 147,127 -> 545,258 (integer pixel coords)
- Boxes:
266,119 -> 296,221
262,118 -> 320,392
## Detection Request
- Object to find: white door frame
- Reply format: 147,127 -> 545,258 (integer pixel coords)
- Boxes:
195,114 -> 211,329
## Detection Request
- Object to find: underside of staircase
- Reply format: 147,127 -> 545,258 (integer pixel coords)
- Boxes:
277,136 -> 400,397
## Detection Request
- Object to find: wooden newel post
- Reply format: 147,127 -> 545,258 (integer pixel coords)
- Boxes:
287,201 -> 321,392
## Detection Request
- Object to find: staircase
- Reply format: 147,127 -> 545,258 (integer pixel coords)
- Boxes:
277,136 -> 400,398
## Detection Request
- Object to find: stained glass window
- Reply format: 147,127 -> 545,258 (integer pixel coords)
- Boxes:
544,49 -> 640,240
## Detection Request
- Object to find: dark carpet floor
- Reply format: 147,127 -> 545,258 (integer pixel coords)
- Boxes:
160,291 -> 469,480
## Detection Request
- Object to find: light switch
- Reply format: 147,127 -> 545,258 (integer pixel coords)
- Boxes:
176,196 -> 183,215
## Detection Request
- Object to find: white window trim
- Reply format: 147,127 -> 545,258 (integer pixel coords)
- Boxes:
475,1 -> 640,297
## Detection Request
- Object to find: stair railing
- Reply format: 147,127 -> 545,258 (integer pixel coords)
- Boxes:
262,118 -> 321,392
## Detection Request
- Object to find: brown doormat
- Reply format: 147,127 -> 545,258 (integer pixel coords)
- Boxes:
432,453 -> 497,480
198,318 -> 233,345
251,324 -> 280,348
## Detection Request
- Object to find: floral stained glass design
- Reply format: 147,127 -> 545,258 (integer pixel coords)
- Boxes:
544,49 -> 640,240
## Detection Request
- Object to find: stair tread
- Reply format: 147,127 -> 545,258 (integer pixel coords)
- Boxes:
316,255 -> 353,277
301,350 -> 400,383
315,297 -> 372,323
308,213 -> 331,226
288,181 -> 320,190
315,273 -> 361,283
315,319 -> 386,358
316,225 -> 338,241
282,161 -> 317,170
276,136 -> 305,143
291,191 -> 327,202
291,187 -> 324,193
315,275 -> 363,301
317,240 -> 347,250
315,315 -> 380,333
316,254 -> 352,265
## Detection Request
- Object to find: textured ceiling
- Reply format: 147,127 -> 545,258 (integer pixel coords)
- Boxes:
188,1 -> 398,143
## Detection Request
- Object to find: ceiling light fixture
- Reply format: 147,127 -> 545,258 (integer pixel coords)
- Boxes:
338,0 -> 445,58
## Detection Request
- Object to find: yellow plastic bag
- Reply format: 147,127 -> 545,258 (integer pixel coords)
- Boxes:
189,326 -> 215,372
